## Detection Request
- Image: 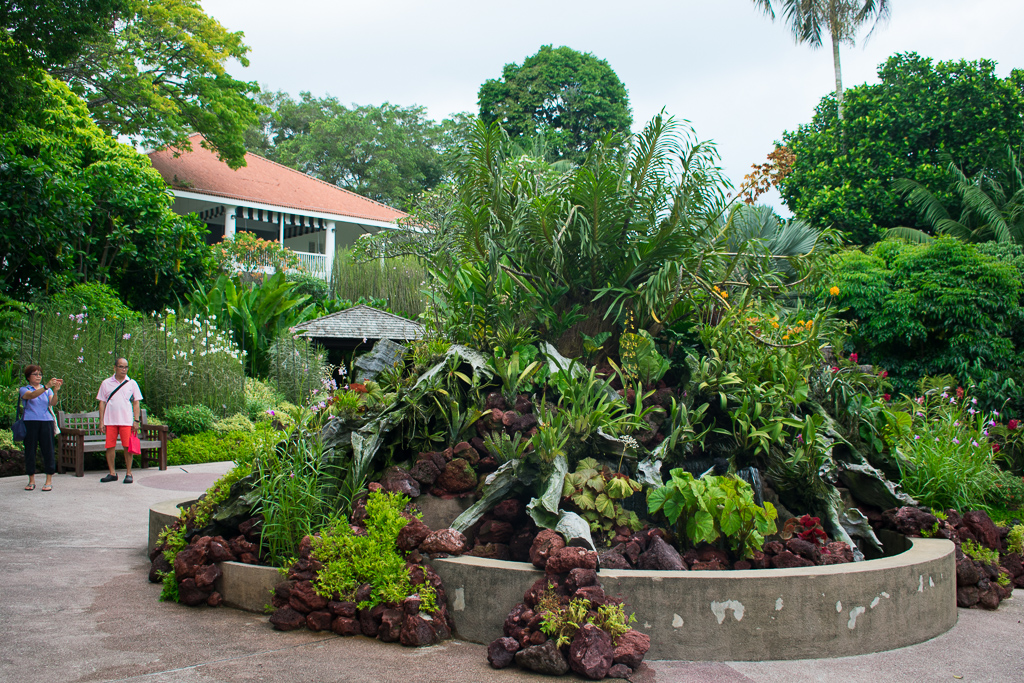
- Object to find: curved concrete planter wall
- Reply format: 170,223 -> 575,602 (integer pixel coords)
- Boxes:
150,501 -> 956,660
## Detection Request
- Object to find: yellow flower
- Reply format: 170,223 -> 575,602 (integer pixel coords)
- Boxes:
797,320 -> 805,326
829,286 -> 840,296
782,335 -> 790,340
720,291 -> 728,299
771,321 -> 780,329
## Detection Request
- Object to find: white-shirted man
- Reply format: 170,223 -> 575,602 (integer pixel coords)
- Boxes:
96,357 -> 143,483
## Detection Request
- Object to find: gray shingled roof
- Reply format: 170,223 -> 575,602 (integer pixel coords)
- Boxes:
296,305 -> 424,341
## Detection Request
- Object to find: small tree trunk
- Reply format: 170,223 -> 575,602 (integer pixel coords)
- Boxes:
831,26 -> 845,150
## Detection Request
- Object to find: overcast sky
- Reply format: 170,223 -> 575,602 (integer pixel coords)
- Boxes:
203,0 -> 1024,213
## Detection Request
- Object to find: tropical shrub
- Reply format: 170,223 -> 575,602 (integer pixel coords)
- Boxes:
48,283 -> 138,322
212,413 -> 255,433
562,457 -> 643,539
312,491 -> 436,610
267,331 -> 331,405
648,469 -> 778,560
166,427 -> 277,467
831,238 -> 1024,417
163,404 -> 216,436
331,248 -> 427,320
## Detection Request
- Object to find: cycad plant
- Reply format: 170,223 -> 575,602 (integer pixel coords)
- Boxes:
888,147 -> 1024,245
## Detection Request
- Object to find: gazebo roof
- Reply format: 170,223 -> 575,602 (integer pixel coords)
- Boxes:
296,305 -> 424,343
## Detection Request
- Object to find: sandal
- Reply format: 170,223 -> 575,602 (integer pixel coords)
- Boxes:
42,485 -> 52,492
24,483 -> 35,491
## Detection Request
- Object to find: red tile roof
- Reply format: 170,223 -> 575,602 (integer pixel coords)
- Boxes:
148,134 -> 406,224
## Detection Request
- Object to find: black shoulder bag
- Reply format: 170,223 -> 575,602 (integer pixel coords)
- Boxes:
12,389 -> 27,442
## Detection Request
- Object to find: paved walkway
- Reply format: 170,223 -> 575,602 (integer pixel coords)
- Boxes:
0,463 -> 1021,682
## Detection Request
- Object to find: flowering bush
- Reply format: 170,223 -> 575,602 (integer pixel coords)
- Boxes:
886,384 -> 1002,511
211,232 -> 302,275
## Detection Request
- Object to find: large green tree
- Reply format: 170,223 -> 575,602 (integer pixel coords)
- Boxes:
752,0 -> 890,124
779,53 -> 1024,244
477,45 -> 632,165
0,72 -> 212,310
250,91 -> 451,210
45,0 -> 262,169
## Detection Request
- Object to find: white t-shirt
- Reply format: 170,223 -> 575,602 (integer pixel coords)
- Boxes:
96,375 -> 143,426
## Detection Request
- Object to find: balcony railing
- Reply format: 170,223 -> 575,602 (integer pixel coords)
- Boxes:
229,250 -> 331,282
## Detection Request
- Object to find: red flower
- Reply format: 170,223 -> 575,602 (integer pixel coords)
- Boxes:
879,370 -> 888,378
883,393 -> 891,402
992,443 -> 1001,453
1009,419 -> 1019,431
849,353 -> 858,363
832,366 -> 839,373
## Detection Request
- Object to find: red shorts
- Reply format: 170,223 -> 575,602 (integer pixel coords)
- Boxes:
105,425 -> 132,449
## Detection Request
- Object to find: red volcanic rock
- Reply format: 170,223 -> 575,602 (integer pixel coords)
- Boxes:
956,556 -> 982,587
509,526 -> 537,562
379,608 -> 404,642
515,640 -> 570,676
400,613 -> 440,647
359,604 -> 386,637
228,536 -> 257,558
467,543 -> 510,560
546,547 -> 598,574
331,616 -> 361,636
396,515 -> 432,551
569,623 -> 614,679
695,545 -> 730,565
270,606 -> 306,631
194,562 -> 222,591
435,458 -> 477,494
733,560 -> 752,570
978,585 -> 1001,610
305,610 -> 333,632
381,466 -> 421,498
786,538 -> 822,564
613,629 -> 651,669
608,663 -> 633,679
420,529 -> 468,555
149,554 -> 172,583
825,542 -> 854,563
574,584 -> 607,605
566,568 -> 598,591
206,591 -> 223,607
637,536 -> 686,571
690,560 -> 727,571
207,536 -> 235,563
238,516 -> 262,542
287,558 -> 316,582
488,636 -> 521,668
748,551 -> 769,569
962,510 -> 1001,550
598,549 -> 632,569
328,600 -> 357,618
177,578 -> 210,607
623,541 -> 642,565
771,551 -> 815,569
477,519 -> 515,545
452,441 -> 480,465
485,392 -> 509,411
172,544 -> 206,581
409,458 -> 440,486
530,529 -> 566,569
297,535 -> 314,559
289,581 -> 327,614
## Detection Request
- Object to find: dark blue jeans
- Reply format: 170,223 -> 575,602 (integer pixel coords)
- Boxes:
23,420 -> 55,476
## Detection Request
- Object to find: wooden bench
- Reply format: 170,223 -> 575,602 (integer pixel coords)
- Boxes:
56,409 -> 168,477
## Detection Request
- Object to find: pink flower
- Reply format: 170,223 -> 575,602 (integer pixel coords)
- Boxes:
849,353 -> 858,363
883,393 -> 891,402
879,370 -> 888,378
832,366 -> 839,373
77,356 -> 84,363
122,333 -> 131,340
1009,419 -> 1019,431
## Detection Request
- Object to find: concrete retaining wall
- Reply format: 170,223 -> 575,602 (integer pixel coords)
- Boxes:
430,537 -> 957,661
150,500 -> 957,660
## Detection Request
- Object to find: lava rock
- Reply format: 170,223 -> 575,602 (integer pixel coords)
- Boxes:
763,540 -> 785,556
452,441 -> 480,465
962,510 -> 1001,550
194,562 -> 222,591
566,568 -> 598,591
613,629 -> 651,669
886,506 -> 939,536
420,529 -> 468,555
409,459 -> 441,486
488,636 -> 521,668
530,529 -> 566,569
331,616 -> 361,636
401,613 -> 440,646
396,515 -> 432,552
546,547 -> 598,574
607,663 -> 633,679
379,608 -> 404,642
477,519 -> 515,545
435,458 -> 477,494
598,549 -> 632,569
509,526 -> 537,562
306,610 -> 333,632
695,545 -> 730,565
328,600 -> 357,618
569,623 -> 614,679
956,557 -> 982,587
574,584 -> 607,605
207,536 -> 236,563
206,591 -> 223,607
786,538 -> 822,564
289,580 -> 327,614
824,542 -> 854,563
359,604 -> 386,637
270,606 -> 306,631
771,551 -> 815,568
978,586 -> 1001,610
637,536 -> 686,571
177,578 -> 210,607
515,639 -> 570,676
149,554 -> 172,583
690,560 -> 727,570
172,544 -> 207,581
467,543 -> 510,560
381,466 -> 421,498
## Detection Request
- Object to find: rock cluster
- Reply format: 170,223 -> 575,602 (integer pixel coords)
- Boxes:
267,533 -> 454,647
488,534 -> 650,679
594,527 -> 854,571
874,506 -> 1023,609
147,516 -> 263,607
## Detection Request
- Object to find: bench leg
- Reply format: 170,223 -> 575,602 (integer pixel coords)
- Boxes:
76,445 -> 84,477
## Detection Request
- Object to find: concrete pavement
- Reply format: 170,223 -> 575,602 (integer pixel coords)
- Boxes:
1,463 -> 1021,683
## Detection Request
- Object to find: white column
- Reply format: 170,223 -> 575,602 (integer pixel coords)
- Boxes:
224,205 -> 238,240
324,221 -> 336,283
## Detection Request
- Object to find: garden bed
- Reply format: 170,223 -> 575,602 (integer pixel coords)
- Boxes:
149,499 -> 956,660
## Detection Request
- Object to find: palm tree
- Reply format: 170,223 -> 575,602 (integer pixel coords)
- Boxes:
887,148 -> 1024,245
752,1 -> 891,124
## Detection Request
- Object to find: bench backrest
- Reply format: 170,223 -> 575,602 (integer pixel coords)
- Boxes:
57,409 -> 150,437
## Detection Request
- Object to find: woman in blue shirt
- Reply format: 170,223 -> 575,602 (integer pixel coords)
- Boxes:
19,365 -> 63,491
